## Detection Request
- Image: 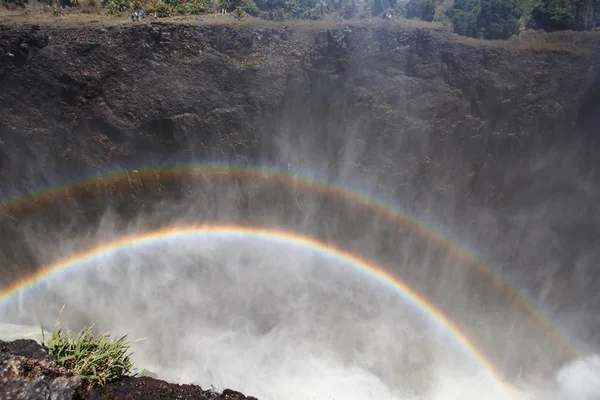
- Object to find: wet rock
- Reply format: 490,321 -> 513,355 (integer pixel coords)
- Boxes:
85,376 -> 261,400
1,338 -> 50,360
0,339 -> 261,400
222,388 -> 247,399
0,339 -> 83,400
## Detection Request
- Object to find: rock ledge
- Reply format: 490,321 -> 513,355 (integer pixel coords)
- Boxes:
0,339 -> 259,400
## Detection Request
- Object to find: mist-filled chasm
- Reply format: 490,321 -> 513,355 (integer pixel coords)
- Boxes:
2,189 -> 600,400
1,23 -> 600,400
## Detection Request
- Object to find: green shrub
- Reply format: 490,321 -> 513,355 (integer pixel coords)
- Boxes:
181,0 -> 211,14
452,10 -> 479,36
529,0 -> 600,31
341,0 -> 358,18
243,0 -> 259,15
530,0 -> 575,30
217,0 -> 229,10
358,1 -> 371,18
371,0 -> 392,16
478,0 -> 524,39
218,0 -> 243,12
405,0 -> 435,21
101,0 -> 134,14
147,1 -> 172,16
445,0 -> 481,19
447,0 -> 480,36
447,0 -> 526,39
571,0 -> 600,29
41,310 -> 142,388
1,0 -> 27,8
272,6 -> 286,19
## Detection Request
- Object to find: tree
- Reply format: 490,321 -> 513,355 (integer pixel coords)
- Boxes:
447,0 -> 524,39
445,0 -> 481,19
405,0 -> 435,21
371,0 -> 395,16
341,0 -> 359,18
478,0 -> 524,39
452,10 -> 479,36
243,0 -> 260,15
529,0 -> 599,31
573,0 -> 600,29
446,0 -> 481,37
529,0 -> 576,30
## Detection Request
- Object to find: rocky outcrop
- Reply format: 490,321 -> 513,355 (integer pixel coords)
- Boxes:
86,379 -> 258,400
0,338 -> 259,400
0,339 -> 83,400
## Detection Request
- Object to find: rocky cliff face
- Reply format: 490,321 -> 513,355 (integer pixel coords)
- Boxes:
1,22 -> 598,199
1,20 -> 599,383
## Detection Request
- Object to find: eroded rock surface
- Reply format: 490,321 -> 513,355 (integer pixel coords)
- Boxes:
0,339 -> 83,400
0,338 -> 259,400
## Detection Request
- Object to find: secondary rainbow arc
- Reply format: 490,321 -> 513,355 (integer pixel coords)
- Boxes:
0,163 -> 581,360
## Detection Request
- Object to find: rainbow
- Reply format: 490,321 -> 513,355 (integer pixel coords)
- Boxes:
0,163 -> 580,360
0,224 -> 519,399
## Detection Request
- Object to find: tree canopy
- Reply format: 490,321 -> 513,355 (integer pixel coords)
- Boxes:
529,0 -> 600,31
478,0 -> 525,39
405,0 -> 436,21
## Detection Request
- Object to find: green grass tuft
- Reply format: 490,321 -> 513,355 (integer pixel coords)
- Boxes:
41,306 -> 144,388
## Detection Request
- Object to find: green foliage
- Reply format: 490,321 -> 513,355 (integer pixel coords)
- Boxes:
233,4 -> 244,16
101,0 -> 134,14
371,0 -> 392,16
405,0 -> 435,21
41,310 -> 142,388
218,0 -> 235,12
529,0 -> 600,30
341,0 -> 358,18
448,0 -> 525,39
146,1 -> 173,16
530,0 -> 576,30
12,0 -> 597,30
478,0 -> 524,39
51,4 -> 64,15
1,0 -> 27,8
445,0 -> 480,19
101,0 -> 212,16
204,0 -> 378,27
452,10 -> 479,36
243,0 -> 260,15
181,0 -> 211,14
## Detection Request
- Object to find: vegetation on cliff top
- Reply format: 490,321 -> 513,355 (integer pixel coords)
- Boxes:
529,0 -> 600,31
41,308 -> 141,389
445,0 -> 599,40
1,0 -> 599,40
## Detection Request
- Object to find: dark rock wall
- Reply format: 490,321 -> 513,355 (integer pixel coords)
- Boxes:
1,24 -> 598,206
